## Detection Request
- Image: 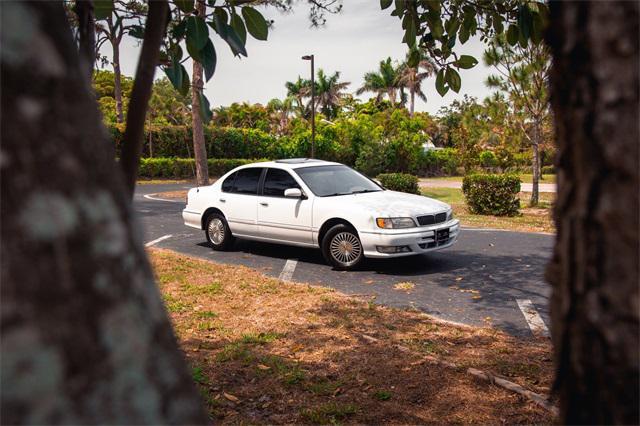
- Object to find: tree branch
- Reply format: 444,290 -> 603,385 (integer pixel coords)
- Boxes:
120,0 -> 169,198
74,0 -> 96,80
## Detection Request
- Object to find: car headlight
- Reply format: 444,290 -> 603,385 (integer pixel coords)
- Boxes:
376,217 -> 416,229
447,209 -> 453,221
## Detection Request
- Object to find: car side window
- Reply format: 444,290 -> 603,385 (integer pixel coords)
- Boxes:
263,168 -> 300,197
232,168 -> 263,195
221,172 -> 237,193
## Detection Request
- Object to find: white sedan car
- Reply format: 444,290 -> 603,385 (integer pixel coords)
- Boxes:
183,159 -> 460,270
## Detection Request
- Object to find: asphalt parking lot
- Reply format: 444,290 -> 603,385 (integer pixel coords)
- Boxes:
136,183 -> 554,337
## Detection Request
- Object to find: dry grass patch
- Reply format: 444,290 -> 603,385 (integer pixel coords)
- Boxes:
150,248 -> 555,424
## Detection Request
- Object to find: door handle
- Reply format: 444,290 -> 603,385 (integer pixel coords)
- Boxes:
259,202 -> 268,206
219,198 -> 226,203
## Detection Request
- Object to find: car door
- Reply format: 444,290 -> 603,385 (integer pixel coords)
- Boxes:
219,167 -> 262,236
257,168 -> 313,244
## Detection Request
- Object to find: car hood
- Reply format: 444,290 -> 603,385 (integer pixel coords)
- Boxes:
326,190 -> 450,217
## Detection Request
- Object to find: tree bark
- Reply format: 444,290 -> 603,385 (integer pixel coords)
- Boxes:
112,32 -> 124,123
0,2 -> 207,424
191,0 -> 210,186
409,89 -> 415,116
546,1 -> 639,424
530,119 -> 541,206
74,0 -> 95,80
119,0 -> 169,198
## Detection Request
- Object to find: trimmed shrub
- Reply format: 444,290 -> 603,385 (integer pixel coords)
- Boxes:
462,174 -> 521,216
377,173 -> 420,194
138,158 -> 266,179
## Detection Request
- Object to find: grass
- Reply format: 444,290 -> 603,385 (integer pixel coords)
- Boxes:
421,187 -> 555,234
151,248 -> 555,424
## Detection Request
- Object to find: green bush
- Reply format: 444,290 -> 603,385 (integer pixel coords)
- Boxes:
479,150 -> 499,168
541,165 -> 555,175
377,173 -> 420,195
462,174 -> 521,216
418,148 -> 460,176
138,158 -> 266,179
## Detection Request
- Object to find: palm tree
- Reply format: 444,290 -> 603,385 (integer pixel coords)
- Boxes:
357,57 -> 400,104
313,69 -> 350,119
285,77 -> 310,117
396,49 -> 437,115
266,96 -> 295,134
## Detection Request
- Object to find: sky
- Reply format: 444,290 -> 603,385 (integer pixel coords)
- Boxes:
112,0 -> 495,115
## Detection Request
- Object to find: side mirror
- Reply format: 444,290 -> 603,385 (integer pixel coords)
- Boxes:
284,188 -> 303,198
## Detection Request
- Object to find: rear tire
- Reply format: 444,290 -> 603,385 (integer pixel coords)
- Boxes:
322,224 -> 364,270
205,213 -> 234,251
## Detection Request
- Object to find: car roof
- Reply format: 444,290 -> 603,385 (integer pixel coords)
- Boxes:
239,159 -> 342,170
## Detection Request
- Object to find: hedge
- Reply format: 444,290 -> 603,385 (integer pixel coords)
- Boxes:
138,158 -> 267,179
377,173 -> 420,194
462,174 -> 521,216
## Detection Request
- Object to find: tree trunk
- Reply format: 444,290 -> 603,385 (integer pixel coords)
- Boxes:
191,0 -> 209,186
530,120 -> 541,206
112,35 -> 124,123
409,89 -> 415,116
0,2 -> 207,424
546,1 -> 639,424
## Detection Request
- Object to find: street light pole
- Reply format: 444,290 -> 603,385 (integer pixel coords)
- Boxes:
302,54 -> 315,158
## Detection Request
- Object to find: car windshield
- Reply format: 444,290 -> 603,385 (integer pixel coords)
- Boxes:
293,165 -> 382,197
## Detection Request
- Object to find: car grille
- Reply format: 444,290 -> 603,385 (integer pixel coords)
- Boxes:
416,212 -> 447,226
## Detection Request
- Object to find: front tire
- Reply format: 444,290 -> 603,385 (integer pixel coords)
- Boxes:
322,224 -> 364,270
205,213 -> 234,251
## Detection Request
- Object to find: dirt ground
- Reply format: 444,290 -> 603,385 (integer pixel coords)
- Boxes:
151,248 -> 556,424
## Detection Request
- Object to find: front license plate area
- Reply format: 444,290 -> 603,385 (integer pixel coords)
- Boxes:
436,228 -> 450,242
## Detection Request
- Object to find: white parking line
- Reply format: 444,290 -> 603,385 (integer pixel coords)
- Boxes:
516,299 -> 550,338
143,194 -> 184,203
145,234 -> 173,247
278,259 -> 298,282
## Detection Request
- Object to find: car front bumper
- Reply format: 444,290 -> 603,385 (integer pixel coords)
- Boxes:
359,219 -> 460,258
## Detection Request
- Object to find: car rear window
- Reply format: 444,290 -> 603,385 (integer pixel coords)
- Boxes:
263,168 -> 300,197
232,168 -> 263,195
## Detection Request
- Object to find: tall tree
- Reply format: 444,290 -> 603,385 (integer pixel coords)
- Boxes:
94,0 -> 146,123
190,0 -> 210,186
484,36 -> 550,206
312,69 -> 350,119
357,57 -> 400,104
1,2 -> 207,423
396,48 -> 436,116
384,0 -> 639,422
545,1 -> 639,423
285,76 -> 310,117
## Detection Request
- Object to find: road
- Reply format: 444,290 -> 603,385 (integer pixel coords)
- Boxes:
136,183 -> 554,337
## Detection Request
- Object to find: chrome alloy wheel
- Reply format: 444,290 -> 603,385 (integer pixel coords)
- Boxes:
329,232 -> 362,266
207,218 -> 225,245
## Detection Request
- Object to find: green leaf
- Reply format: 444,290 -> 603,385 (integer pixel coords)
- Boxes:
174,0 -> 194,13
201,39 -> 217,81
223,25 -> 247,56
128,25 -> 145,39
455,55 -> 477,69
459,25 -> 470,43
380,0 -> 393,10
435,68 -> 449,97
198,90 -> 213,123
94,0 -> 114,20
164,59 -> 183,92
187,16 -> 209,51
407,48 -> 420,67
180,65 -> 190,96
404,17 -> 416,47
172,20 -> 187,39
492,15 -> 504,34
506,24 -> 519,46
531,12 -> 544,45
242,6 -> 268,41
231,13 -> 247,44
431,18 -> 444,39
517,5 -> 531,40
445,67 -> 461,93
